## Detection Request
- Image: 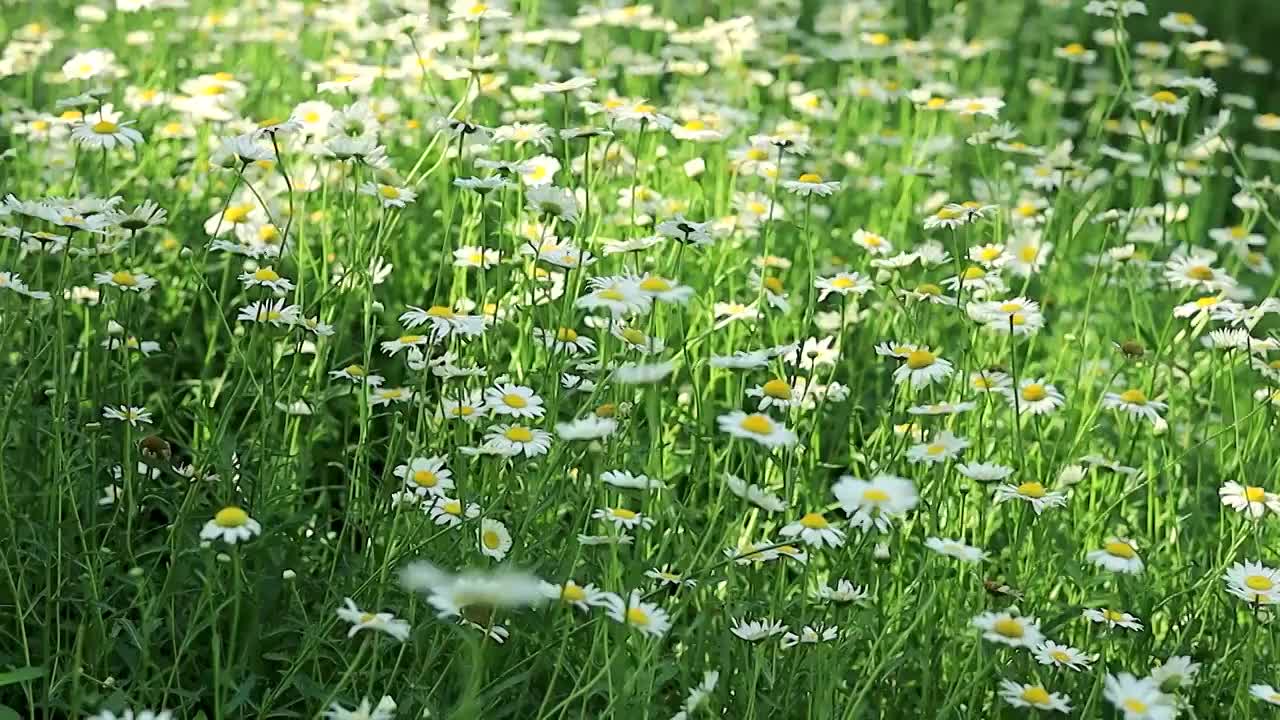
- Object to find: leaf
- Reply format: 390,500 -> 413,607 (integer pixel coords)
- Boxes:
0,704 -> 21,720
0,666 -> 44,686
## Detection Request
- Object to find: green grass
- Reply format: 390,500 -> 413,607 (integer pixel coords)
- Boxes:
2,0 -> 1280,718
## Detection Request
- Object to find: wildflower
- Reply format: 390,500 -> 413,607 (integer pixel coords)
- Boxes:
925,537 -> 988,563
323,697 -> 397,720
1005,378 -> 1066,416
484,384 -> 545,419
556,416 -> 618,441
237,300 -> 302,327
997,680 -> 1072,713
541,581 -> 616,612
1087,538 -> 1145,574
1219,482 -> 1280,517
400,562 -> 546,619
605,590 -> 671,638
892,347 -> 954,389
478,519 -> 512,561
782,172 -> 840,196
238,266 -> 295,294
833,474 -> 919,532
72,105 -> 144,150
1250,684 -> 1280,706
813,579 -> 869,604
907,431 -> 969,465
103,405 -> 152,427
592,506 -> 654,531
336,598 -> 410,641
1134,90 -> 1190,116
428,497 -> 481,527
1159,11 -> 1206,35
1103,673 -> 1175,720
957,462 -> 1014,483
645,566 -> 696,588
1151,656 -> 1200,692
1083,608 -> 1143,630
814,272 -> 873,301
949,97 -> 1005,118
1034,641 -> 1096,671
359,182 -> 417,208
780,625 -> 838,648
725,475 -> 787,512
393,456 -> 453,497
993,481 -> 1069,514
199,506 -> 262,544
94,270 -> 158,292
778,512 -> 845,548
1224,561 -> 1280,604
717,411 -> 798,448
972,611 -> 1044,648
601,470 -> 664,490
730,618 -> 788,641
481,424 -> 552,457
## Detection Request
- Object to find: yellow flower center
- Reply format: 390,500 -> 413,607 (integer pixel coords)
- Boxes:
412,470 -> 437,488
962,266 -> 986,280
224,205 -> 252,224
344,364 -> 365,377
598,288 -> 625,301
1021,686 -> 1051,705
379,185 -> 401,199
905,349 -> 936,369
1123,699 -> 1148,713
798,173 -> 822,183
1104,609 -> 1125,622
214,506 -> 249,528
1186,264 -> 1214,281
620,327 -> 647,345
916,283 -> 942,295
426,305 -> 455,318
799,512 -> 828,529
1151,90 -> 1178,105
1118,389 -> 1147,405
1050,650 -> 1071,663
503,393 -> 528,408
611,508 -> 638,520
925,444 -> 946,456
626,606 -> 650,626
831,276 -> 857,289
867,32 -> 890,46
1246,486 -> 1267,503
1174,12 -> 1195,22
1247,575 -> 1274,591
1105,541 -> 1136,559
1021,384 -> 1047,402
253,268 -> 280,282
482,530 -> 502,549
504,426 -> 534,442
359,612 -> 376,623
683,119 -> 705,131
739,414 -> 774,435
639,276 -> 672,292
91,120 -> 119,134
993,618 -> 1024,638
561,584 -> 586,602
1063,43 -> 1085,56
862,488 -> 890,503
1017,482 -> 1046,499
762,379 -> 791,399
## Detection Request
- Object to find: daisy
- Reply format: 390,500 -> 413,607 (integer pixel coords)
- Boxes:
778,512 -> 845,548
440,391 -> 487,423
957,462 -> 1014,483
575,278 -> 650,316
482,424 -> 552,457
329,364 -> 384,387
199,506 -> 262,544
1102,389 -> 1168,426
541,581 -> 616,612
853,228 -> 893,255
833,474 -> 919,532
359,182 -> 417,208
746,378 -> 801,410
1083,608 -> 1144,630
814,272 -> 874,301
72,105 -> 144,150
592,507 -> 654,531
519,155 -> 560,186
646,566 -> 696,588
813,579 -> 869,603
725,475 -> 788,512
555,417 -> 618,441
400,305 -> 488,341
400,563 -> 546,619
103,405 -> 152,427
925,537 -> 988,563
1087,538 -> 1145,574
892,347 -> 954,389
1219,481 -> 1280,517
717,411 -> 798,448
1134,89 -> 1190,116
782,172 -> 840,196
993,481 -> 1069,514
1159,11 -> 1206,35
238,266 -> 295,294
1224,561 -> 1280,605
972,611 -> 1043,648
94,270 -> 158,292
634,274 -> 695,304
1005,378 -> 1066,416
478,519 -> 513,561
949,96 -> 1005,118
601,470 -> 665,490
370,387 -> 413,407
605,591 -> 670,638
1150,656 -> 1201,692
907,430 -> 970,465
1250,684 -> 1280,706
1104,673 -> 1175,720
484,384 -> 545,418
1034,641 -> 1096,671
780,625 -> 839,648
237,300 -> 302,327
323,697 -> 397,720
336,598 -> 411,641
427,497 -> 481,527
393,456 -> 454,497
730,618 -> 788,641
997,680 -> 1071,713
533,326 -> 596,355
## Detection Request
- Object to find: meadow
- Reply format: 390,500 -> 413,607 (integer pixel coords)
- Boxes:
2,0 -> 1280,718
